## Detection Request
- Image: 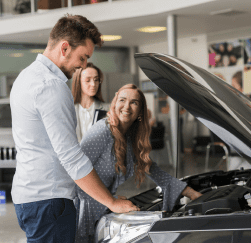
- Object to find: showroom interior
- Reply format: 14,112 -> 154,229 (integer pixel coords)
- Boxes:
1,0 -> 251,242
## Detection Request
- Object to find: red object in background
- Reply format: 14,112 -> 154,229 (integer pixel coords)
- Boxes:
85,0 -> 107,4
37,0 -> 107,9
209,53 -> 216,66
37,0 -> 68,9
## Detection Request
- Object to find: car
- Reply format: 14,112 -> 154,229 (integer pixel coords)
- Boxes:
94,53 -> 251,243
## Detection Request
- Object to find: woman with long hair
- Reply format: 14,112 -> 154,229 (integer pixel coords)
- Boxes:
75,84 -> 201,243
72,62 -> 109,142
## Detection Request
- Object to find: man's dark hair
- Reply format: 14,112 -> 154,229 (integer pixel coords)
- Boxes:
49,14 -> 103,49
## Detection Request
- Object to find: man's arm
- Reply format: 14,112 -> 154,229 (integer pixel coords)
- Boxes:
36,82 -> 138,213
75,169 -> 139,213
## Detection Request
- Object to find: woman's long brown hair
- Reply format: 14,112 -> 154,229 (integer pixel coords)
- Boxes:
107,84 -> 152,187
72,62 -> 104,104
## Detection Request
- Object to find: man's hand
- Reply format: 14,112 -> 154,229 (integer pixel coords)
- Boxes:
75,169 -> 139,214
108,198 -> 140,214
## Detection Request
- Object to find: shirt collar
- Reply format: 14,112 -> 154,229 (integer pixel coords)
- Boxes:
36,54 -> 68,83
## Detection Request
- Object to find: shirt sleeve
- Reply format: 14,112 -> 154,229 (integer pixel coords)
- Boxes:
34,79 -> 93,180
147,161 -> 187,211
79,120 -> 109,164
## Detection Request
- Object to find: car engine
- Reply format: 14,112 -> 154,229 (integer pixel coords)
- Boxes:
129,168 -> 251,216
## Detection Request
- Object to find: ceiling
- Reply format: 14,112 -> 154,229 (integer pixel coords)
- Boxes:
1,0 -> 251,47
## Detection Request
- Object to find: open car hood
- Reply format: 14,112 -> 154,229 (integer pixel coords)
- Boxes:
135,53 -> 251,163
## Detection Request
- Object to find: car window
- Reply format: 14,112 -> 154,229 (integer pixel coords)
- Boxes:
0,104 -> 12,127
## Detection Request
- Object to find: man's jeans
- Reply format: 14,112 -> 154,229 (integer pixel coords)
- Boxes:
14,198 -> 76,243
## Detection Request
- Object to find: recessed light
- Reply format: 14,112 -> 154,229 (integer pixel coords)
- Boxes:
136,26 -> 167,33
101,35 -> 122,41
8,53 -> 24,57
30,49 -> 45,54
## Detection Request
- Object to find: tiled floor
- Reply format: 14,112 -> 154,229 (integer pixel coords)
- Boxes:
0,203 -> 26,243
0,149 -> 229,243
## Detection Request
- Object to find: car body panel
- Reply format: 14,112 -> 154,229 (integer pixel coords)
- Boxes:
134,53 -> 251,163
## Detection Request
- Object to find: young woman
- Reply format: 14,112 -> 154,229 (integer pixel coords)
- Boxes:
72,62 -> 109,142
74,84 -> 202,243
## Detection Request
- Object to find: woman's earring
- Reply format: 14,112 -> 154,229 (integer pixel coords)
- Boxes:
138,116 -> 142,122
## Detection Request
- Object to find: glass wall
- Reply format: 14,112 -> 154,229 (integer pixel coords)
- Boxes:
35,0 -> 109,12
89,47 -> 129,73
0,43 -> 130,98
0,0 -> 31,17
0,0 -> 110,17
0,43 -> 46,98
36,0 -> 68,11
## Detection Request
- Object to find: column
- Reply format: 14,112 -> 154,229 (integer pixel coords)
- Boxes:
167,15 -> 180,178
129,46 -> 139,87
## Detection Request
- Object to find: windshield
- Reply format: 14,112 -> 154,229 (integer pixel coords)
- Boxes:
0,103 -> 12,127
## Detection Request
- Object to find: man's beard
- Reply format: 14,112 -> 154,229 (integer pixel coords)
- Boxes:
60,52 -> 73,79
60,65 -> 73,79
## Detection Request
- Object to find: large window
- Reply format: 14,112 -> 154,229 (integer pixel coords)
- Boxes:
0,43 -> 46,98
0,0 -> 31,17
0,0 -> 110,17
36,0 -> 68,11
36,0 -> 109,12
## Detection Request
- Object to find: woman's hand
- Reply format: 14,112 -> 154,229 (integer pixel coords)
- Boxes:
181,186 -> 202,201
117,195 -> 127,200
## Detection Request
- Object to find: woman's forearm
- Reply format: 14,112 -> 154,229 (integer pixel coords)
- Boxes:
181,186 -> 202,201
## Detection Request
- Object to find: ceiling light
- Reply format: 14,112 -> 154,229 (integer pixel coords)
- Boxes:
9,53 -> 24,57
101,35 -> 122,41
30,49 -> 44,53
136,26 -> 167,33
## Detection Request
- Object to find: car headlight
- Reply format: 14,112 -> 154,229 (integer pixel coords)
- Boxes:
94,211 -> 162,243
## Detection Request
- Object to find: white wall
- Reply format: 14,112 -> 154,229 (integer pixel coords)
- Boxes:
138,34 -> 208,81
207,26 -> 251,44
177,34 -> 208,70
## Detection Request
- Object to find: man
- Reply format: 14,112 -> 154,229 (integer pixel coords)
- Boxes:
10,14 -> 138,243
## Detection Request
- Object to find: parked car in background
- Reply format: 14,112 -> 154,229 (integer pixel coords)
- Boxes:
94,53 -> 251,243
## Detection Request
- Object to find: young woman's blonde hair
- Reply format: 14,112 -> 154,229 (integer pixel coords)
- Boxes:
107,84 -> 152,187
72,62 -> 104,104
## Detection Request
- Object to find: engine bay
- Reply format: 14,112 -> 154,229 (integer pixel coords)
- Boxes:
180,168 -> 251,215
129,168 -> 251,217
